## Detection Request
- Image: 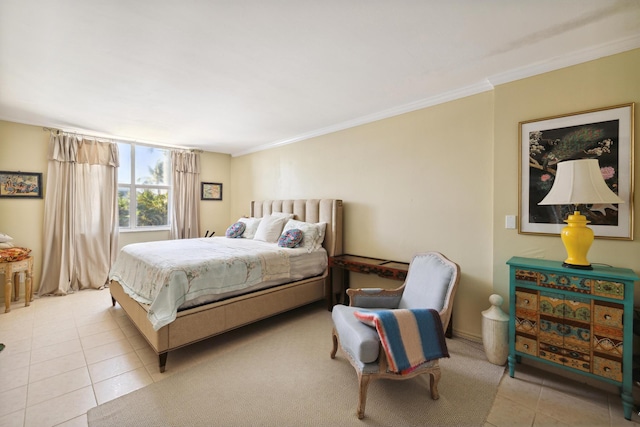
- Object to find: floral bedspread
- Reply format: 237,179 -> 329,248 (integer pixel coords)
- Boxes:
108,237 -> 292,330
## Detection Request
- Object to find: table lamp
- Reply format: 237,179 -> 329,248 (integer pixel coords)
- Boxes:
538,158 -> 624,269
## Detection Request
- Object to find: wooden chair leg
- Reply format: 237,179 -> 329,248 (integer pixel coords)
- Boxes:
429,368 -> 441,400
24,270 -> 32,306
12,272 -> 19,302
330,328 -> 338,359
357,373 -> 371,419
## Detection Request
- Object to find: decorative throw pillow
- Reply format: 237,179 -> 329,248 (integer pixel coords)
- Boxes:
237,217 -> 261,239
353,310 -> 377,327
253,214 -> 289,243
282,220 -> 327,252
278,229 -> 304,248
0,247 -> 31,262
225,222 -> 246,238
0,233 -> 13,243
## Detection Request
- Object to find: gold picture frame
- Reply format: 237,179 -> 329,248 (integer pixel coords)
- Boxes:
518,103 -> 634,240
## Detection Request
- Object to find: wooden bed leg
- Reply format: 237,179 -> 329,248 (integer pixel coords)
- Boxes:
159,353 -> 168,373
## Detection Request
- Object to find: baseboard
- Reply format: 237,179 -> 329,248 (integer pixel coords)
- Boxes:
452,329 -> 482,343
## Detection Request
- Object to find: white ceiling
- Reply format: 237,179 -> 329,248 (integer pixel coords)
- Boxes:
1,1 -> 639,156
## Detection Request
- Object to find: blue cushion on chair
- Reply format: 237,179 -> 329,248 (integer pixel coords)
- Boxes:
332,305 -> 380,364
398,253 -> 454,311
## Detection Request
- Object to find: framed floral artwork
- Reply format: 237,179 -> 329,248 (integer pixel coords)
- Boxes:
201,182 -> 222,200
518,103 -> 634,239
0,171 -> 43,198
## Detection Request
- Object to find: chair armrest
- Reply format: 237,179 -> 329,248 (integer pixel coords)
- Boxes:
347,287 -> 403,308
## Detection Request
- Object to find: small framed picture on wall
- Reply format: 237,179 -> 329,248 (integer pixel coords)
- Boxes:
0,171 -> 43,198
201,182 -> 222,201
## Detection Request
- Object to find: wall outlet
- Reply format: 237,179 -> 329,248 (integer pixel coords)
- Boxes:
505,215 -> 517,229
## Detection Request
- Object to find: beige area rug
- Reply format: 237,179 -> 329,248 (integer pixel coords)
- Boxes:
88,303 -> 505,427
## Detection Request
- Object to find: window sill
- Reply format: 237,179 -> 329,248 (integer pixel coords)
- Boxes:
119,227 -> 170,233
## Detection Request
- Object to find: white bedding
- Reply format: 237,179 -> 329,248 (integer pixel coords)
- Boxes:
108,237 -> 327,330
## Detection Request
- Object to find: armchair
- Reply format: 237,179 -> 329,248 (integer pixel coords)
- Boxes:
330,252 -> 460,419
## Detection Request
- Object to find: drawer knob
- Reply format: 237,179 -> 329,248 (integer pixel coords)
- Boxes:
604,367 -> 611,372
604,314 -> 612,320
524,299 -> 530,304
523,344 -> 529,349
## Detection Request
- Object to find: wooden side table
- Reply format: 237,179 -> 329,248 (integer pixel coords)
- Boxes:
329,255 -> 410,307
1,256 -> 33,313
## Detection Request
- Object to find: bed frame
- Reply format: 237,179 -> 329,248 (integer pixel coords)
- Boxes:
110,199 -> 343,372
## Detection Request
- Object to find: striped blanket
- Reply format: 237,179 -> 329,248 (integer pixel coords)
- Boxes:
354,308 -> 449,374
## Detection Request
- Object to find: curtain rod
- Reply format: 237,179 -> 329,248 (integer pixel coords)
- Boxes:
42,126 -> 202,152
43,126 -> 112,142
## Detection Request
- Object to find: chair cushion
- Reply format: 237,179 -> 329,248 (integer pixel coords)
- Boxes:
332,305 -> 380,364
398,253 -> 454,311
0,247 -> 31,262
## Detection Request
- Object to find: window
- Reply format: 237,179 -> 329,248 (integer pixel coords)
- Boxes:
117,142 -> 171,230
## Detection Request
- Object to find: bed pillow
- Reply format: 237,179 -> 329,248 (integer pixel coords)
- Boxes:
225,222 -> 246,238
269,212 -> 295,221
278,229 -> 304,248
253,214 -> 289,243
237,217 -> 261,239
282,220 -> 327,252
0,233 -> 15,249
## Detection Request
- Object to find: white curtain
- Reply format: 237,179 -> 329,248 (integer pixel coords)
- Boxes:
38,132 -> 119,295
170,150 -> 201,239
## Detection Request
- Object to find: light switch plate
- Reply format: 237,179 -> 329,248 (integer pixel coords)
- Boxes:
505,215 -> 517,229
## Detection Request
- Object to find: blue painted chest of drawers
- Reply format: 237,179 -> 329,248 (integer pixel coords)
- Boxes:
507,256 -> 638,420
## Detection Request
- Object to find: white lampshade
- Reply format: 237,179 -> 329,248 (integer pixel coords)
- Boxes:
538,159 -> 624,206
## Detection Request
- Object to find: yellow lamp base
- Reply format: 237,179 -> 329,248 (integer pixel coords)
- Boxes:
560,211 -> 594,270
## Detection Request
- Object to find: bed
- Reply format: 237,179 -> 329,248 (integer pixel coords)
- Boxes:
109,199 -> 343,372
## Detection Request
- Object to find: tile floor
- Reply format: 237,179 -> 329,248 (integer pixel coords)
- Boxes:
1,289 -> 640,427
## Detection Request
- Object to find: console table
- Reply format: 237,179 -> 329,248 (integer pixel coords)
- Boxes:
328,254 -> 453,338
1,256 -> 33,313
507,256 -> 638,420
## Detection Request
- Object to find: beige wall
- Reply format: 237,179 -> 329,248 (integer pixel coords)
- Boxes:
231,92 -> 496,339
198,151 -> 232,239
493,48 -> 640,304
0,122 -> 48,290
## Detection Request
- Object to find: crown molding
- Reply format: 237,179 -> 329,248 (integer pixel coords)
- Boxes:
232,36 -> 640,157
488,34 -> 640,86
232,80 -> 495,157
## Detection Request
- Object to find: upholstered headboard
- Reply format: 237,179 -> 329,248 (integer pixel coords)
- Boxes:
250,199 -> 343,257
